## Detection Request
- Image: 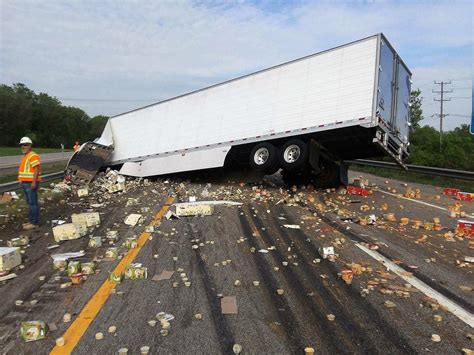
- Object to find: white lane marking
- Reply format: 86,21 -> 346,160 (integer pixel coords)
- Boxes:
378,189 -> 447,211
356,243 -> 474,328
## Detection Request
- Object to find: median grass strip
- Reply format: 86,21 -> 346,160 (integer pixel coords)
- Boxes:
0,147 -> 72,156
0,163 -> 66,184
351,166 -> 474,192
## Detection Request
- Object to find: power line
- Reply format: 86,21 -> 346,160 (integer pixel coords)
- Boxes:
433,80 -> 452,152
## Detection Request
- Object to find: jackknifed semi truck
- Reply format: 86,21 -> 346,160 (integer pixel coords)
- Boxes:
67,33 -> 411,187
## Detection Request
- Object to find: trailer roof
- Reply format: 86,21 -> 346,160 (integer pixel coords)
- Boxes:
111,33 -> 409,120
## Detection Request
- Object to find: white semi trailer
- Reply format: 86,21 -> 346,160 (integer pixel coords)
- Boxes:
67,33 -> 411,187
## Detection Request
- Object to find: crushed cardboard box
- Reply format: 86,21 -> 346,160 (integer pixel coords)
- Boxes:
71,212 -> 100,227
175,204 -> 214,217
124,214 -> 143,226
52,223 -> 87,242
0,247 -> 21,272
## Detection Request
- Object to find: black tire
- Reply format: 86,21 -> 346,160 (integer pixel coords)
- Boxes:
281,166 -> 316,187
249,142 -> 279,173
313,160 -> 340,189
278,139 -> 308,171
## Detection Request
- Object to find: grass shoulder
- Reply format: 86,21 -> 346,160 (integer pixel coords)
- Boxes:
0,147 -> 72,156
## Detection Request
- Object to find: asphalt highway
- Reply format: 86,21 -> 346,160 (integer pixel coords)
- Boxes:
0,170 -> 472,354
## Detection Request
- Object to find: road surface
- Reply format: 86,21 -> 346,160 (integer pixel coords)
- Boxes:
0,152 -> 73,170
0,171 -> 473,354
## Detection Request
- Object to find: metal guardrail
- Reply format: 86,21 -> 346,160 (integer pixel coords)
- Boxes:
0,171 -> 64,194
348,159 -> 474,181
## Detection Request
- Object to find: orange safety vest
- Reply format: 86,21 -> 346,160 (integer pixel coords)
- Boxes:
18,151 -> 42,182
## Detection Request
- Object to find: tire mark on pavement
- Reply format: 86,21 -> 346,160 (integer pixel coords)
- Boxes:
186,224 -> 235,355
308,199 -> 474,314
237,211 -> 305,353
245,204 -> 352,354
274,203 -> 416,353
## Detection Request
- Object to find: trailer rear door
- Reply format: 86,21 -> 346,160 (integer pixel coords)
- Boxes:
377,36 -> 411,144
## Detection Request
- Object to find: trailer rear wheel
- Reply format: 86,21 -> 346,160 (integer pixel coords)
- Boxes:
313,160 -> 340,189
279,139 -> 308,171
249,142 -> 279,173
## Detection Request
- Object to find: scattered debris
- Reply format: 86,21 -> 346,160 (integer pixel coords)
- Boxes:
232,344 -> 242,354
7,235 -> 29,247
283,224 -> 300,229
165,210 -> 179,220
152,270 -> 174,282
53,223 -> 87,242
318,246 -> 336,262
51,251 -> 85,263
20,321 -> 48,342
175,204 -> 214,217
221,296 -> 238,314
0,247 -> 21,272
71,212 -> 100,227
124,214 -> 143,226
124,263 -> 147,279
0,273 -> 17,282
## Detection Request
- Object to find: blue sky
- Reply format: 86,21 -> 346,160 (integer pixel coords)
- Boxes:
0,0 -> 472,130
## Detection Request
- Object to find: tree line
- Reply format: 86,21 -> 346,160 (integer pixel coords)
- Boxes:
408,89 -> 473,171
0,83 -> 472,171
0,83 -> 108,148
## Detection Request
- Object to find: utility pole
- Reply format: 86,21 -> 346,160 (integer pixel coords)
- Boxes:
433,81 -> 452,152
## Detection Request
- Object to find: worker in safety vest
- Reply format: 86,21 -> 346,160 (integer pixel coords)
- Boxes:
18,137 -> 41,230
73,141 -> 80,152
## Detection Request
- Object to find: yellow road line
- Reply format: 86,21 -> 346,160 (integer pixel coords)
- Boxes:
50,196 -> 175,355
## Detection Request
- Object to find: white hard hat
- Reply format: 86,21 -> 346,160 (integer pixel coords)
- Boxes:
19,137 -> 33,145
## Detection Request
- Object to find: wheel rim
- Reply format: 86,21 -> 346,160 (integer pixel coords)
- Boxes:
254,147 -> 270,165
283,144 -> 301,163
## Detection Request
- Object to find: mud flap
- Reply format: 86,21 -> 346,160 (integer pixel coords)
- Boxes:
339,162 -> 349,186
309,138 -> 348,186
65,142 -> 113,183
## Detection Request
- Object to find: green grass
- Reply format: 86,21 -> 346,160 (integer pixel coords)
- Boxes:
351,165 -> 474,192
0,146 -> 72,156
0,162 -> 66,184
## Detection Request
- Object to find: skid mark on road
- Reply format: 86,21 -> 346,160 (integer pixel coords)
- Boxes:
238,212 -> 306,353
49,196 -> 175,355
276,204 -> 416,353
356,243 -> 474,328
186,224 -> 236,354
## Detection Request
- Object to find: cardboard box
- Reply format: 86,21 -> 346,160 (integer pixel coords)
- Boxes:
52,223 -> 87,242
175,204 -> 214,217
71,212 -> 100,227
0,247 -> 21,272
77,187 -> 89,197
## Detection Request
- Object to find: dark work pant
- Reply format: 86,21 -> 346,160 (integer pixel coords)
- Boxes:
22,182 -> 39,225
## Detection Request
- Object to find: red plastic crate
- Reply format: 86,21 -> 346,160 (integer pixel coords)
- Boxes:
346,186 -> 369,197
457,220 -> 474,236
456,192 -> 473,201
443,188 -> 460,196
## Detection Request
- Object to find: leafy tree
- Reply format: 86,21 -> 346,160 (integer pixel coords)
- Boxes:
0,83 -> 108,148
409,88 -> 423,131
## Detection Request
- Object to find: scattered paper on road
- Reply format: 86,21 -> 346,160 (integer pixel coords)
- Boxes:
152,270 -> 174,282
221,296 -> 238,314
